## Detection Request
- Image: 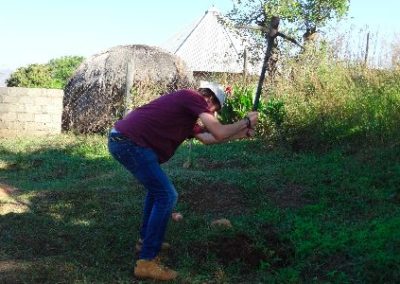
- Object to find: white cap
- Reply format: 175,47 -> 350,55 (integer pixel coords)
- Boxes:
199,81 -> 226,108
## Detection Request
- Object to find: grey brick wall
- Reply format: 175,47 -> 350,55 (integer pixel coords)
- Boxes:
0,87 -> 64,137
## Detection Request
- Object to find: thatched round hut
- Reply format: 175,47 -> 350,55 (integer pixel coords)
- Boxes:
62,44 -> 194,133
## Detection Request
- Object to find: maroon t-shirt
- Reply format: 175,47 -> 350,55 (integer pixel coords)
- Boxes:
114,89 -> 210,163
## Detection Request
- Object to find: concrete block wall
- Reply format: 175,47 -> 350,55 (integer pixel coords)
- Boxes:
0,87 -> 64,137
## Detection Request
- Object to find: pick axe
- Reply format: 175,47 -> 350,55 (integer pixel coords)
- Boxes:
238,16 -> 304,111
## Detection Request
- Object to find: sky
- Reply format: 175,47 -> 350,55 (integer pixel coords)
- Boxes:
1,0 -> 399,71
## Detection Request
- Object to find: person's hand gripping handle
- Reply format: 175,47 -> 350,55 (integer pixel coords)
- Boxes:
244,111 -> 258,137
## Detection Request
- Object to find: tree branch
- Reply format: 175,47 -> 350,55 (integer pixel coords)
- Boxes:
277,32 -> 304,50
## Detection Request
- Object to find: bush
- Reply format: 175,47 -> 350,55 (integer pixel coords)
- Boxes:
6,64 -> 54,88
6,56 -> 84,89
219,84 -> 258,124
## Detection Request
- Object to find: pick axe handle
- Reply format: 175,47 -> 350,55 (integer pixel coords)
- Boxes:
252,16 -> 280,111
253,36 -> 274,111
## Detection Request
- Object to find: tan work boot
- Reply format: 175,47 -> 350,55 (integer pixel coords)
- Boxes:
135,239 -> 171,252
134,259 -> 178,281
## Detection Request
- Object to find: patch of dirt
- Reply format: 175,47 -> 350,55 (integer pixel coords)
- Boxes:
0,259 -> 77,283
302,252 -> 353,282
0,183 -> 18,198
0,260 -> 31,283
0,183 -> 29,215
265,183 -> 313,209
187,225 -> 294,272
0,202 -> 29,215
179,182 -> 248,217
195,158 -> 246,169
0,260 -> 22,273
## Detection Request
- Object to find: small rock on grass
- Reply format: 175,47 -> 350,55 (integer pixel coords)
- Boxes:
210,218 -> 232,228
171,212 -> 183,222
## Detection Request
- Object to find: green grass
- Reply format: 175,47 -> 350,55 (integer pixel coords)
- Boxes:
1,134 -> 399,283
223,50 -> 400,152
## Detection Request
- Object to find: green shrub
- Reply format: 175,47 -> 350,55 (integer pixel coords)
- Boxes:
219,84 -> 276,138
6,64 -> 54,88
6,56 -> 84,89
219,84 -> 257,123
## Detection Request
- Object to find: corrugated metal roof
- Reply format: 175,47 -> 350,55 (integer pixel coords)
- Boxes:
161,7 -> 259,74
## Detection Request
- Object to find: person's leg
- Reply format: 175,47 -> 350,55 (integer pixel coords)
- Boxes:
108,134 -> 154,244
134,157 -> 177,260
140,191 -> 154,240
108,134 -> 178,280
108,134 -> 177,259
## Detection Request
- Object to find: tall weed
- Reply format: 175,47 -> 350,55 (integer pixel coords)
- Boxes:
200,42 -> 399,151
219,84 -> 279,138
259,46 -> 400,150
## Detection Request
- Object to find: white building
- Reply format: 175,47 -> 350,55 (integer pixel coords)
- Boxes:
161,7 -> 260,75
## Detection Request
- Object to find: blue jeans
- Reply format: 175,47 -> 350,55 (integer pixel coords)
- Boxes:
108,132 -> 178,260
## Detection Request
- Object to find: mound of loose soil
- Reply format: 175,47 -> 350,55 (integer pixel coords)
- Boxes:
179,182 -> 248,217
265,183 -> 313,209
195,158 -> 246,169
187,224 -> 294,272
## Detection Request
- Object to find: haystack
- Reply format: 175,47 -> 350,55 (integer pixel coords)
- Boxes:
62,44 -> 194,133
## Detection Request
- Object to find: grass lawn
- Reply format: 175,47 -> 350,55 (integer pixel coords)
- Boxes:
1,134 -> 399,283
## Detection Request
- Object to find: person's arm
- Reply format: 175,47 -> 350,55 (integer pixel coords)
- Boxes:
195,111 -> 258,144
195,127 -> 256,144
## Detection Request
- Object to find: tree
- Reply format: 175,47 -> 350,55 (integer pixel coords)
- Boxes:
226,0 -> 349,65
6,56 -> 84,89
6,64 -> 54,88
48,56 -> 85,88
296,0 -> 349,41
228,0 -> 349,42
226,0 -> 349,105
